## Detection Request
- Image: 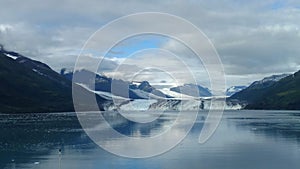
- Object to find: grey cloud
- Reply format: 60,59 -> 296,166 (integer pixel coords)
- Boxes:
0,0 -> 300,87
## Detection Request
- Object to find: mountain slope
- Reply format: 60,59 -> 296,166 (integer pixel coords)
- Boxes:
229,72 -> 300,110
245,71 -> 300,109
229,74 -> 289,103
0,50 -> 108,113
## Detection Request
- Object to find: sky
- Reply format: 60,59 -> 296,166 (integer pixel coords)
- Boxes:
0,0 -> 300,88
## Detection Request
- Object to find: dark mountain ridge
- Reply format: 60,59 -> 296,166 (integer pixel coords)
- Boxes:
229,72 -> 300,110
0,49 -> 108,113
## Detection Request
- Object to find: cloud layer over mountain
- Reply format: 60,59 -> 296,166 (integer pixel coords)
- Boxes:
1,0 -> 300,87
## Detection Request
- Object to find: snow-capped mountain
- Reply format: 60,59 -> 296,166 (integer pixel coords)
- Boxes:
229,73 -> 292,106
252,74 -> 290,86
0,48 -> 69,86
226,86 -> 247,96
169,84 -> 212,97
229,71 -> 300,110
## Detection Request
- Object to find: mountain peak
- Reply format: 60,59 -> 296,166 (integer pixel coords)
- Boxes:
137,81 -> 153,92
252,74 -> 290,85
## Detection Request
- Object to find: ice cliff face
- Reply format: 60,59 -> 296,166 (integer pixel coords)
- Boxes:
104,99 -> 243,111
148,99 -> 242,111
119,99 -> 157,111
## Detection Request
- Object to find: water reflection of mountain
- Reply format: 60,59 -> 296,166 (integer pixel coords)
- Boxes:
0,111 -> 184,168
227,111 -> 300,143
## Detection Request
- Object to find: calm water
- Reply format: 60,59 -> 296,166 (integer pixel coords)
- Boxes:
1,110 -> 300,169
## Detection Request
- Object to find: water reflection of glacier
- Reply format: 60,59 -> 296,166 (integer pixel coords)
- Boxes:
1,110 -> 300,169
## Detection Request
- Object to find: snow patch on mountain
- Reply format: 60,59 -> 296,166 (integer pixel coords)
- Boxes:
32,68 -> 45,76
158,88 -> 196,99
76,83 -> 128,101
253,74 -> 290,85
130,89 -> 149,99
226,86 -> 247,96
4,53 -> 18,60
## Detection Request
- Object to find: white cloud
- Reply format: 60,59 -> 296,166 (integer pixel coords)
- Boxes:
0,24 -> 13,32
100,47 -> 210,87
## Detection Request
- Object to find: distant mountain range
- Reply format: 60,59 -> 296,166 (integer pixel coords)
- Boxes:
170,84 -> 212,97
229,73 -> 300,110
63,69 -> 170,100
64,70 -> 218,99
1,48 -> 299,113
